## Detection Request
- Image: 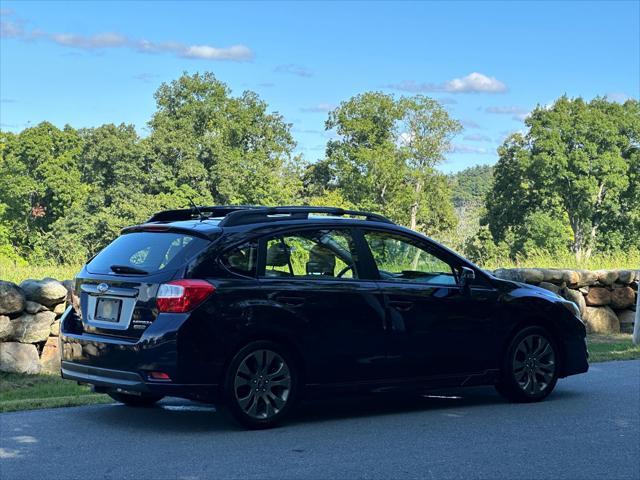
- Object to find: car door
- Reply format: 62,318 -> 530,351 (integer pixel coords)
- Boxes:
360,228 -> 500,379
255,226 -> 390,384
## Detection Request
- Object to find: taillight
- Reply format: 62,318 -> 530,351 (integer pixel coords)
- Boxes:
156,279 -> 215,313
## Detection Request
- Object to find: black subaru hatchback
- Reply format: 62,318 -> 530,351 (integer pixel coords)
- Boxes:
60,206 -> 588,428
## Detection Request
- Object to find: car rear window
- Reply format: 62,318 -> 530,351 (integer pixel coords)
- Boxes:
87,232 -> 209,275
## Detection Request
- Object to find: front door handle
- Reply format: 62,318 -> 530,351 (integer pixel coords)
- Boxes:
388,300 -> 414,312
275,296 -> 306,307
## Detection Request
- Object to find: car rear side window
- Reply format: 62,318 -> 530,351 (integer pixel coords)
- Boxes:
221,242 -> 258,277
87,232 -> 209,275
261,229 -> 358,280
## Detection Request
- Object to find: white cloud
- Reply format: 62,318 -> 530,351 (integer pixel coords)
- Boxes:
606,92 -> 633,103
463,133 -> 491,142
274,64 -> 313,78
485,105 -> 530,122
182,44 -> 252,61
301,103 -> 336,113
50,32 -> 127,49
133,73 -> 159,83
445,73 -> 507,93
461,119 -> 482,129
512,112 -> 529,121
0,19 -> 22,38
399,131 -> 414,146
1,17 -> 253,61
386,72 -> 507,94
452,144 -> 490,154
485,106 -> 527,114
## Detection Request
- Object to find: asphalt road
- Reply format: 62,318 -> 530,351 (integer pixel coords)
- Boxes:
1,360 -> 639,480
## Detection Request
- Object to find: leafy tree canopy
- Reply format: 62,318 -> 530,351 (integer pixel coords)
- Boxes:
484,96 -> 639,259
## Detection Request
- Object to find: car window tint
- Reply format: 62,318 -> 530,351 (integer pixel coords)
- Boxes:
364,231 -> 457,285
87,232 -> 208,275
221,242 -> 258,277
262,230 -> 358,279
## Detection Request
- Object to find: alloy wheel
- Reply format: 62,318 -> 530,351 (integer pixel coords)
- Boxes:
233,349 -> 292,420
512,334 -> 556,395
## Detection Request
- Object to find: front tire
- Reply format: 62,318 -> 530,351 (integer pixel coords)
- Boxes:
108,391 -> 164,407
495,326 -> 559,403
222,341 -> 298,429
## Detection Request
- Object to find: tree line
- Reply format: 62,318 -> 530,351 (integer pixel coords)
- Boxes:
1,72 -> 638,266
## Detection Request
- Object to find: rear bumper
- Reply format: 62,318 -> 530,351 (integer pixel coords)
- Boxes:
60,361 -> 215,399
61,361 -> 148,391
59,307 -> 220,401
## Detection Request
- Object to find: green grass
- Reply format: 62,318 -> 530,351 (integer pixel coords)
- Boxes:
587,334 -> 640,362
0,263 -> 82,284
0,372 -> 112,413
480,249 -> 640,271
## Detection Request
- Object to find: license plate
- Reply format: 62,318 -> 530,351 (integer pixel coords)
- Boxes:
95,298 -> 122,322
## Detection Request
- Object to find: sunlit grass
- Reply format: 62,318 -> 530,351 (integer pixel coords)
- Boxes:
587,334 -> 640,362
0,372 -> 111,413
479,250 -> 640,271
0,262 -> 82,284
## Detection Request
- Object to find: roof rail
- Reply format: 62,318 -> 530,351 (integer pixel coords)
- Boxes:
146,205 -> 261,223
217,206 -> 394,227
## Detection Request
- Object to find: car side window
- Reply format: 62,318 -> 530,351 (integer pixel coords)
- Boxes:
364,230 -> 457,286
261,229 -> 358,279
221,241 -> 258,277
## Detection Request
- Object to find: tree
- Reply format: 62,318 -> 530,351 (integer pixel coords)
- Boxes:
317,92 -> 458,236
485,96 -> 640,259
148,72 -> 302,206
449,164 -> 494,208
0,123 -> 85,259
398,96 -> 462,230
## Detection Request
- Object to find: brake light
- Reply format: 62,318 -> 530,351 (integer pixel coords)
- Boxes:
156,279 -> 215,313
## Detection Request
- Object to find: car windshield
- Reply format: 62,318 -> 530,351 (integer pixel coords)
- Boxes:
87,232 -> 209,275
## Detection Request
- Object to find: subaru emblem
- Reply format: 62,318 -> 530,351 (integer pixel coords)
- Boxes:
96,283 -> 109,294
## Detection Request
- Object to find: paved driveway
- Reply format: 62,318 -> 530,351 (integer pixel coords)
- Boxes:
1,360 -> 639,480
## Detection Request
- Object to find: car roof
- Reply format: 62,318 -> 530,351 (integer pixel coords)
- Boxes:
123,206 -> 396,239
126,215 -> 390,238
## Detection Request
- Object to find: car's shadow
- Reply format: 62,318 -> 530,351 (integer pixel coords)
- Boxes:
76,385 -> 581,433
293,386 -> 580,425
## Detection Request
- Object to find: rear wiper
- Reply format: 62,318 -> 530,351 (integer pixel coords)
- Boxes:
110,264 -> 148,275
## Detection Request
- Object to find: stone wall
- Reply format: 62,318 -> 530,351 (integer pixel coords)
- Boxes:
492,268 -> 638,334
0,278 -> 72,374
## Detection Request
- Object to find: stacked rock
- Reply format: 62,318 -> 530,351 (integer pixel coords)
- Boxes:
0,278 -> 73,374
492,268 -> 639,335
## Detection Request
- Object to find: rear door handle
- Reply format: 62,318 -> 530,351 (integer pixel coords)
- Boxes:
275,296 -> 306,307
389,300 -> 414,312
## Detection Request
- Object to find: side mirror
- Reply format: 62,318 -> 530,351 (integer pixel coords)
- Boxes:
460,266 -> 476,287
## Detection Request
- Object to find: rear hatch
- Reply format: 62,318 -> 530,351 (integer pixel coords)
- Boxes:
74,230 -> 211,340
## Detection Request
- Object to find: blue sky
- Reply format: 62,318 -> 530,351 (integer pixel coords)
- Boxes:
1,1 -> 638,172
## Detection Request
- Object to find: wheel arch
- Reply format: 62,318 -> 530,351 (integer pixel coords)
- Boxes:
499,309 -> 568,377
219,329 -> 308,391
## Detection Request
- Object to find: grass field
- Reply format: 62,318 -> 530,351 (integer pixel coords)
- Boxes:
587,334 -> 640,362
1,334 -> 637,413
0,263 -> 82,285
0,372 -> 112,413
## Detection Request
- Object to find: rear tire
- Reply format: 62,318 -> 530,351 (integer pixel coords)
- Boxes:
108,391 -> 164,407
495,326 -> 559,403
222,340 -> 299,429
